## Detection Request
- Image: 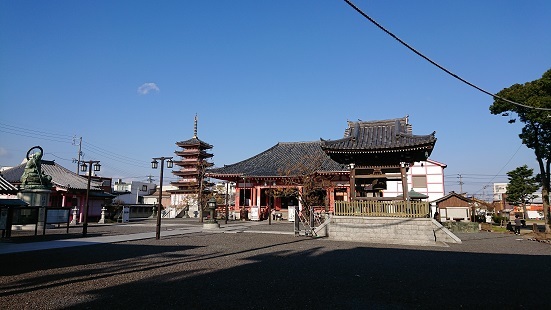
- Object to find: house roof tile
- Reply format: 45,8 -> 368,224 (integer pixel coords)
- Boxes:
1,160 -> 103,190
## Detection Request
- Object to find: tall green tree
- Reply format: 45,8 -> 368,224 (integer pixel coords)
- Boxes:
506,165 -> 540,219
490,69 -> 551,231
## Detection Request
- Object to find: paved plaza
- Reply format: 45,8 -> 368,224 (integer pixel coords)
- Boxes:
1,219 -> 550,309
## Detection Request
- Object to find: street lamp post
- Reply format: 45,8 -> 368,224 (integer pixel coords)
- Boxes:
80,160 -> 101,237
225,182 -> 229,224
151,156 -> 173,240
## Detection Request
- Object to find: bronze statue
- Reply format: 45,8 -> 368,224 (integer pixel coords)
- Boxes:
20,146 -> 52,189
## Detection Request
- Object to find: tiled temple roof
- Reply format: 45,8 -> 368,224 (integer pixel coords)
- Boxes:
1,160 -> 103,190
321,116 -> 436,152
0,174 -> 18,193
207,141 -> 347,178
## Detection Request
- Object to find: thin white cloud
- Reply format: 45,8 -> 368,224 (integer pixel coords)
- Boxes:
137,83 -> 160,95
0,147 -> 7,157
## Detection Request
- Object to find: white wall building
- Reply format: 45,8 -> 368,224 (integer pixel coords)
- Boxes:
113,180 -> 155,204
383,159 -> 447,202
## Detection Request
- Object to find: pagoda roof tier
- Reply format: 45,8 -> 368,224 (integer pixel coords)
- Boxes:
170,182 -> 200,188
176,137 -> 213,149
321,116 -> 436,166
207,141 -> 347,180
172,160 -> 214,167
174,150 -> 214,157
172,171 -> 201,177
168,188 -> 200,194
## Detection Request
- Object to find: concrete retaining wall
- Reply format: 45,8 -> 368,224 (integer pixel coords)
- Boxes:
328,216 -> 461,246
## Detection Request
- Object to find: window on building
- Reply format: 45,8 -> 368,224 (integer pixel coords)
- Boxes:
412,175 -> 427,188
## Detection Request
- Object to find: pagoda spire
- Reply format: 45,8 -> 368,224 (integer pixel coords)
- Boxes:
193,114 -> 198,138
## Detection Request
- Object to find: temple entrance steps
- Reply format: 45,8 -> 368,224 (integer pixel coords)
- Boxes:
327,216 -> 461,246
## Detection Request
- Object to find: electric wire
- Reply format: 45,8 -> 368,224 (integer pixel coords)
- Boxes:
0,123 -> 73,144
82,142 -> 149,167
471,144 -> 523,196
45,153 -> 72,162
343,0 -> 551,112
0,122 -> 74,139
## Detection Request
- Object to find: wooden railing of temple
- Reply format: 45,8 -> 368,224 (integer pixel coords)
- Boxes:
334,200 -> 430,218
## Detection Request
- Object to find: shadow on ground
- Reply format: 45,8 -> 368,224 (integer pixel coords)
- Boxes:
0,234 -> 549,309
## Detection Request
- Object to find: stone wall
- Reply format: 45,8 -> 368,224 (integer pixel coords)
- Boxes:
442,221 -> 479,233
328,216 -> 461,246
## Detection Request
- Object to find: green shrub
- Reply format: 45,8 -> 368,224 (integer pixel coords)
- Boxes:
492,214 -> 508,225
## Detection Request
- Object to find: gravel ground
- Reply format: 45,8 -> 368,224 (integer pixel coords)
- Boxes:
1,219 -> 550,309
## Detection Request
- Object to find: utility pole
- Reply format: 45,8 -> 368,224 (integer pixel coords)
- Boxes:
73,136 -> 83,175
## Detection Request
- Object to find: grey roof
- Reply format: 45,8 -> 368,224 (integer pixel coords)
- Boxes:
398,189 -> 429,199
176,136 -> 213,149
0,174 -> 18,193
431,192 -> 472,204
207,141 -> 347,178
1,160 -> 103,190
321,116 -> 436,152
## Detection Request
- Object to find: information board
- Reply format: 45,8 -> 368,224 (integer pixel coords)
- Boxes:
46,209 -> 70,224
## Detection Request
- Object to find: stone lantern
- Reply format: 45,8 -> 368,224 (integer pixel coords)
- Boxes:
203,197 -> 220,229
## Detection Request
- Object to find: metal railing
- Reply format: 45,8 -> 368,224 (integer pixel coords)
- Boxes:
334,200 -> 430,218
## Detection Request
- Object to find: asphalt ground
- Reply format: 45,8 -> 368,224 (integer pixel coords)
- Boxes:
1,219 -> 550,309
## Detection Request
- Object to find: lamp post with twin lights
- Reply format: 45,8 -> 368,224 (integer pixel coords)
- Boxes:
80,160 -> 101,237
151,156 -> 173,240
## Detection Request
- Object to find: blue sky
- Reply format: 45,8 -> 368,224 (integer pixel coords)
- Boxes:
1,1 -> 550,200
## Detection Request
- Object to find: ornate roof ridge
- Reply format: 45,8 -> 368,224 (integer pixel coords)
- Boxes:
277,140 -> 321,145
347,116 -> 409,127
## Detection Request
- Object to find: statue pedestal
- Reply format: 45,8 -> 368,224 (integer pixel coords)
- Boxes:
202,222 -> 220,229
18,189 -> 51,207
18,188 -> 51,232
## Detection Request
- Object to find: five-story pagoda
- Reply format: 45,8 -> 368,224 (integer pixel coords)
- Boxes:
170,116 -> 214,218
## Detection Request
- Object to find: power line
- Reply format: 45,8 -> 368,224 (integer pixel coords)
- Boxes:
342,0 -> 551,111
0,122 -> 73,139
0,123 -> 73,144
45,153 -> 72,162
81,144 -> 149,168
471,144 -> 522,195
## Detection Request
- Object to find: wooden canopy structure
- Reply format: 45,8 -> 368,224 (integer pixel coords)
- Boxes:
321,116 -> 437,202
